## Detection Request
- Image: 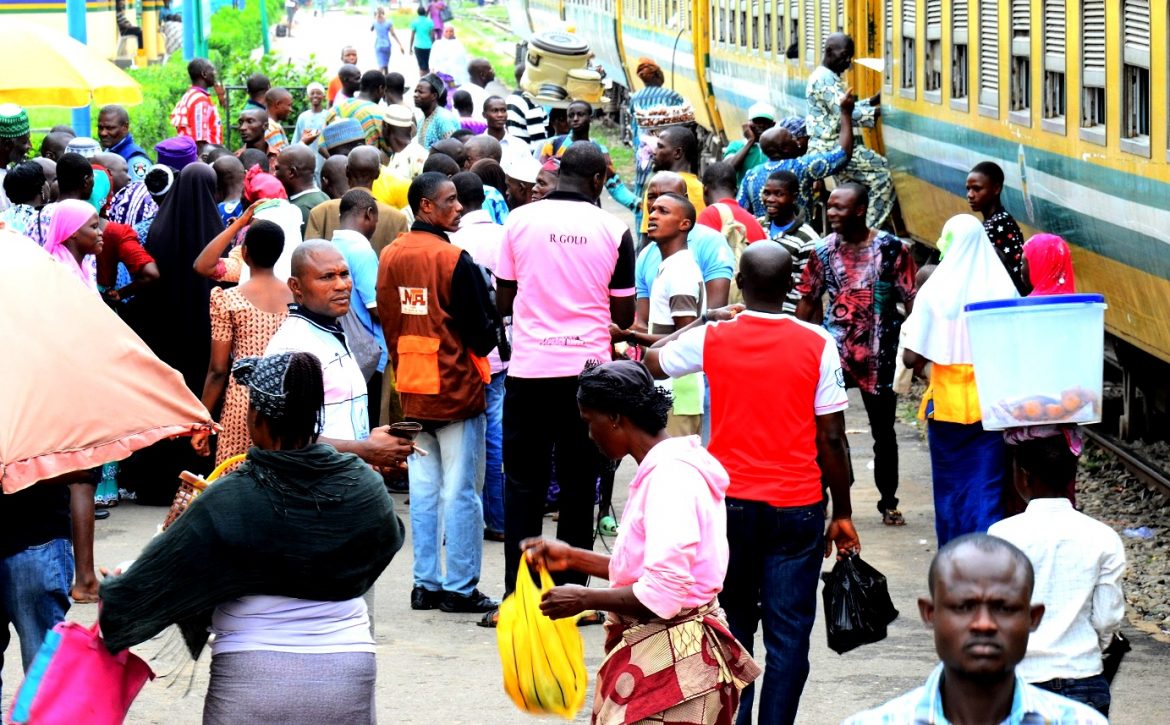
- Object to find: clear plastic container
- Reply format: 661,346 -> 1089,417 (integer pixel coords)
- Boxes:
964,294 -> 1106,430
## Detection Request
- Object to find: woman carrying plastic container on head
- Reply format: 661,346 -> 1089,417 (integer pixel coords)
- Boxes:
1000,233 -> 1081,513
522,360 -> 761,725
901,214 -> 1019,546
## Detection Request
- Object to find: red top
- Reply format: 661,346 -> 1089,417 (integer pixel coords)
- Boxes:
696,198 -> 767,243
96,222 -> 154,288
702,314 -> 847,506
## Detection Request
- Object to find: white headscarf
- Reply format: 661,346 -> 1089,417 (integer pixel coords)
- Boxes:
901,214 -> 1019,365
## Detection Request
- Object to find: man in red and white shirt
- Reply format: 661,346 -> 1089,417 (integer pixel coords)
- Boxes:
170,58 -> 223,150
646,240 -> 859,725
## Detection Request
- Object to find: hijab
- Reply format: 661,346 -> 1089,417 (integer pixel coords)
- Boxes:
43,198 -> 98,291
1023,233 -> 1076,296
901,214 -> 1019,365
131,162 -> 224,393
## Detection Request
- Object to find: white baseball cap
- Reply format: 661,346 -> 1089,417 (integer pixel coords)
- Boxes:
747,102 -> 776,122
501,152 -> 541,184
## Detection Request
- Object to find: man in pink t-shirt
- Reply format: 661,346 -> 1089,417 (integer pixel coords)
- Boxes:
492,143 -> 636,606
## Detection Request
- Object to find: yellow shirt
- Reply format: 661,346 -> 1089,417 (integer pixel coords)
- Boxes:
919,363 -> 983,425
639,171 -> 706,234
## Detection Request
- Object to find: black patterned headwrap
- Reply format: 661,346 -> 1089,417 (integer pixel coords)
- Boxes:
576,360 -> 673,434
232,353 -> 296,419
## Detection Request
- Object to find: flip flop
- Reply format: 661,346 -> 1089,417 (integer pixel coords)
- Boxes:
882,509 -> 906,526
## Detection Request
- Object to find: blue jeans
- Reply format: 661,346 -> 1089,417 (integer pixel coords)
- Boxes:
482,372 -> 506,534
1034,674 -> 1111,717
0,538 -> 74,701
720,500 -> 824,725
409,415 -> 486,597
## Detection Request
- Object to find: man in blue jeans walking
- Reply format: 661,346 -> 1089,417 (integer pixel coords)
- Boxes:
648,241 -> 860,724
0,480 -> 76,702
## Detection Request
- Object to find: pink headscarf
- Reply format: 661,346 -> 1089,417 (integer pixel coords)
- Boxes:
44,199 -> 99,291
242,165 -> 288,205
1023,233 -> 1076,296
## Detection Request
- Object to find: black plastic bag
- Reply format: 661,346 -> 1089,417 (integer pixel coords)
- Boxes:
821,554 -> 899,654
1102,632 -> 1130,684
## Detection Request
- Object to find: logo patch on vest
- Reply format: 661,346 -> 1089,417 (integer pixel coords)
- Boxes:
399,287 -> 428,315
130,157 -> 150,180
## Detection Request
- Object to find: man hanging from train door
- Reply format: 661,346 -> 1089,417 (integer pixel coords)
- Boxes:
806,33 -> 895,230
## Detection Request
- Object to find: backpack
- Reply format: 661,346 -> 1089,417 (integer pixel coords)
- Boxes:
712,203 -> 749,305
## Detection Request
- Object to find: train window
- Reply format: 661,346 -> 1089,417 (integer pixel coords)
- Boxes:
952,1 -> 970,108
1042,0 -> 1067,133
803,0 -> 815,66
1121,0 -> 1151,156
901,1 -> 916,98
776,1 -> 786,54
1080,0 -> 1106,143
821,2 -> 832,50
741,1 -> 750,48
1010,0 -> 1032,125
978,0 -> 999,117
764,2 -> 773,53
924,0 -> 942,100
752,2 -> 760,51
883,0 -> 893,90
836,0 -> 845,32
789,1 -> 800,62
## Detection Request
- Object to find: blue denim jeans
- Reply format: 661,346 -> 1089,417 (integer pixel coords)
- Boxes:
1034,674 -> 1111,717
482,372 -> 506,534
0,538 -> 74,701
409,415 -> 486,597
720,500 -> 824,725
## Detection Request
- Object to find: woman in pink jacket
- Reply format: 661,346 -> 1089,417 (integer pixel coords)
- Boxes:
522,360 -> 761,725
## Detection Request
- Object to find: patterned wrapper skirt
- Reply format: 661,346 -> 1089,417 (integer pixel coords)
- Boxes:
592,601 -> 762,725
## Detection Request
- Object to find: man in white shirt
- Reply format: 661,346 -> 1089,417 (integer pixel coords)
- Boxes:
612,193 -> 704,436
448,172 -> 508,541
328,190 -> 387,429
989,436 -> 1125,717
266,240 -> 411,467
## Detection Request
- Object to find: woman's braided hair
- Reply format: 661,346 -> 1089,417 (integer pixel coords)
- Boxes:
576,360 -> 673,435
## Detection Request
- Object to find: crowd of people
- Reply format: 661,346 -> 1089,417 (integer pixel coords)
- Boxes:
0,21 -> 1128,725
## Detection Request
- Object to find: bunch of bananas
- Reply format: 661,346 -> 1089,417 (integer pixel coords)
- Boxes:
497,561 -> 588,719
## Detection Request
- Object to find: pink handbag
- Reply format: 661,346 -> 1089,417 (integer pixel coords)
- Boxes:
5,620 -> 153,725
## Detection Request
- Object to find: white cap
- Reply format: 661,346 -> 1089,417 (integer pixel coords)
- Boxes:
501,152 -> 541,184
747,102 -> 776,122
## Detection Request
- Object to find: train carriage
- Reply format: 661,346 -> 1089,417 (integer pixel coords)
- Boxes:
563,0 -> 631,91
508,1 -> 1170,427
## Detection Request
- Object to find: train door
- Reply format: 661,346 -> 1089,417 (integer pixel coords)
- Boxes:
845,0 -> 886,156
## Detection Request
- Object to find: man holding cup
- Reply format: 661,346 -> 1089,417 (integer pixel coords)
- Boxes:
376,172 -> 502,614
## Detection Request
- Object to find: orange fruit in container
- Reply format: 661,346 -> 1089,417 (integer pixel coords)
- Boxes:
1061,389 -> 1084,412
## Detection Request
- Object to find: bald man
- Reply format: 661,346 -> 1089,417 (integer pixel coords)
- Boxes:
846,534 -> 1106,725
275,144 -> 328,232
463,135 -> 501,167
305,146 -> 408,257
647,240 -> 858,724
738,95 -> 856,218
806,33 -> 894,228
320,154 -> 350,200
39,131 -> 75,162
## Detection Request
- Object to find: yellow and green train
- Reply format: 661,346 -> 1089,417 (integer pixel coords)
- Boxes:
507,0 -> 1170,428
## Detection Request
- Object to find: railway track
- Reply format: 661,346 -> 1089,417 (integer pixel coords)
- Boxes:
1084,429 -> 1170,499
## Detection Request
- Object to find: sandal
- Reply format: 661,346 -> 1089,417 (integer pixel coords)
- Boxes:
882,508 -> 906,526
477,608 -> 499,628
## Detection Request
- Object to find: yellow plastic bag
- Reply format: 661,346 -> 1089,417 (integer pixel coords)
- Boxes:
497,561 -> 588,719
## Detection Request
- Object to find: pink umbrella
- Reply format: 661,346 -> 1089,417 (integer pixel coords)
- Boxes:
0,230 -> 214,493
